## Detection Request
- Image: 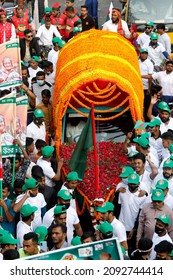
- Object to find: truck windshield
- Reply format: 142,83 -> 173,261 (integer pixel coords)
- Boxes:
128,0 -> 173,24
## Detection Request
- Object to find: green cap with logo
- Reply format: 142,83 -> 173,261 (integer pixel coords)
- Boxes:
158,101 -> 171,113
156,214 -> 171,225
54,205 -> 66,215
148,117 -> 161,127
128,151 -> 139,158
139,131 -> 150,139
151,189 -> 164,202
155,179 -> 169,190
134,120 -> 148,129
20,204 -> 38,217
128,173 -> 140,185
34,108 -> 45,118
95,202 -> 114,213
150,32 -> 158,40
119,166 -> 134,178
31,56 -> 40,63
66,171 -> 82,181
34,226 -> 48,244
133,136 -> 149,148
42,145 -> 54,157
146,21 -> 154,27
0,232 -> 19,245
52,37 -> 66,48
22,177 -> 38,191
163,158 -> 173,169
140,48 -> 148,53
44,7 -> 52,13
96,221 -> 113,235
71,235 -> 82,246
57,189 -> 72,200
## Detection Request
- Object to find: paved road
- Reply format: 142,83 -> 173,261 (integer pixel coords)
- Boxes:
48,0 -> 122,26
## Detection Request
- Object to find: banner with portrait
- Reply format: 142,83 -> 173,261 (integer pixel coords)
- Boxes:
0,39 -> 22,90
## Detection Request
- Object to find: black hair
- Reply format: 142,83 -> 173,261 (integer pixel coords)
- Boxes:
151,84 -> 162,94
161,131 -> 173,140
101,231 -> 113,240
42,60 -> 53,68
23,232 -> 38,244
35,139 -> 46,149
156,23 -> 165,30
24,29 -> 32,36
138,237 -> 153,255
26,137 -> 34,147
41,89 -> 51,97
31,165 -> 44,179
2,181 -> 11,191
154,240 -> 173,253
133,152 -> 146,164
66,6 -> 74,13
0,89 -> 11,98
10,153 -> 21,164
3,249 -> 19,260
165,60 -> 173,66
45,17 -> 51,23
14,179 -> 25,189
81,231 -> 96,243
81,5 -> 88,10
36,71 -> 45,78
21,213 -> 34,221
51,223 -> 67,234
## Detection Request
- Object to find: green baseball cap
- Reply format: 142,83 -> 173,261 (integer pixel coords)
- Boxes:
31,56 -> 40,63
73,27 -> 82,33
169,143 -> 173,153
34,226 -> 48,244
44,7 -> 52,13
52,37 -> 66,48
57,189 -> 72,200
140,48 -> 148,53
148,117 -> 161,127
95,202 -> 114,213
34,108 -> 45,118
139,131 -> 150,139
155,179 -> 169,190
158,101 -> 171,113
128,173 -> 140,185
151,189 -> 164,202
71,236 -> 82,246
66,171 -> 82,181
150,32 -> 158,40
0,233 -> 19,245
163,158 -> 173,168
54,205 -> 66,215
96,221 -> 113,235
134,120 -> 148,129
156,214 -> 171,225
133,136 -> 149,148
42,145 -> 54,157
146,21 -> 154,27
128,151 -> 139,158
20,204 -> 38,217
22,178 -> 38,191
119,166 -> 134,178
0,228 -> 9,236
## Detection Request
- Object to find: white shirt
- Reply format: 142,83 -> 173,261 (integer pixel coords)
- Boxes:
143,42 -> 166,66
48,48 -> 57,63
28,66 -> 43,79
102,19 -> 131,38
111,217 -> 127,243
26,122 -> 46,153
152,71 -> 173,96
158,33 -> 171,55
156,116 -> 173,134
137,32 -> 150,48
16,221 -> 33,249
60,183 -> 76,210
52,50 -> 60,69
149,136 -> 163,163
138,170 -> 153,194
45,71 -> 55,85
150,232 -> 172,260
15,193 -> 46,231
151,173 -> 173,196
37,157 -> 55,187
119,189 -> 147,231
36,24 -> 61,46
138,58 -> 154,90
42,206 -> 79,245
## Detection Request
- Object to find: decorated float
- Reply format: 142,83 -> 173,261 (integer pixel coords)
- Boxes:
53,29 -> 144,228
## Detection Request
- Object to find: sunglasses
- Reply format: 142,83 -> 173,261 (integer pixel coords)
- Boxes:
27,35 -> 33,38
145,26 -> 152,29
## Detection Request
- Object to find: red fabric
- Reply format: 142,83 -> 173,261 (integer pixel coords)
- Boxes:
52,2 -> 61,9
64,14 -> 80,39
11,15 -> 30,38
0,22 -> 12,44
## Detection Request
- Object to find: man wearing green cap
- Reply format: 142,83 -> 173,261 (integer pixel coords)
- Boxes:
147,117 -> 163,162
43,189 -> 83,244
136,188 -> 173,246
14,177 -> 46,231
27,108 -> 46,153
37,145 -> 63,188
150,214 -> 172,260
96,221 -> 113,240
0,232 -> 19,258
137,21 -> 154,49
48,36 -> 66,63
143,32 -> 171,67
28,56 -> 42,80
16,204 -> 38,249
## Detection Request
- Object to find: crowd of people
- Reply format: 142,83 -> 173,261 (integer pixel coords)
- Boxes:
0,0 -> 173,261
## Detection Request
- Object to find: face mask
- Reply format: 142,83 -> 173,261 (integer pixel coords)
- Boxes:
35,118 -> 43,125
129,186 -> 138,192
155,225 -> 165,234
37,80 -> 44,86
122,178 -> 128,185
46,71 -> 50,75
64,203 -> 70,210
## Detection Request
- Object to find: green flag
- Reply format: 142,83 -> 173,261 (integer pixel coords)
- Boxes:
68,110 -> 93,179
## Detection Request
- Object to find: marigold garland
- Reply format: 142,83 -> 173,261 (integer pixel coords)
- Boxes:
53,30 -> 144,156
